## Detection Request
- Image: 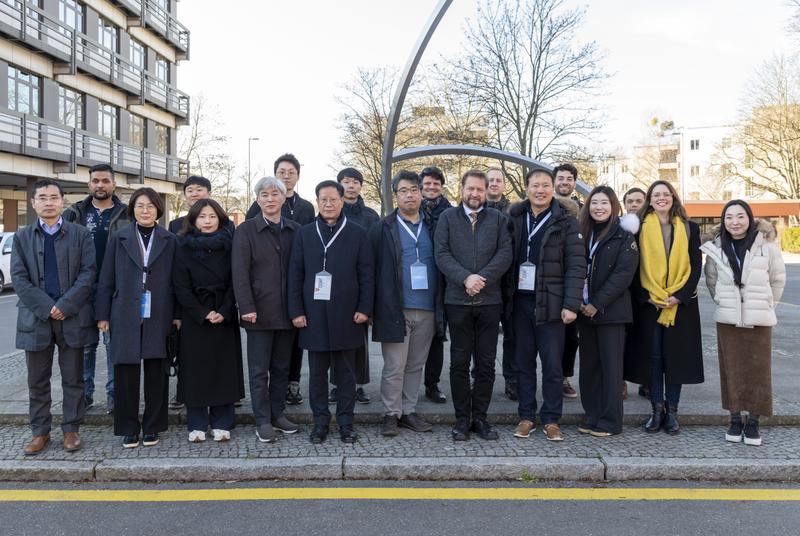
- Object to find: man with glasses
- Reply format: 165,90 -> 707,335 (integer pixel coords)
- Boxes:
434,170 -> 512,441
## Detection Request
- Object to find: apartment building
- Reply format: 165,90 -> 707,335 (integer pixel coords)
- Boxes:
0,0 -> 190,231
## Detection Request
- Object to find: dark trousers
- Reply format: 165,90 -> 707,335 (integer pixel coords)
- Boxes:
578,322 -> 625,434
331,329 -> 370,385
562,320 -> 579,378
446,304 -> 501,423
26,319 -> 84,436
287,331 -> 304,384
114,358 -> 169,436
649,324 -> 682,407
513,295 -> 565,424
246,329 -> 293,425
186,404 -> 235,431
501,315 -> 517,386
423,334 -> 445,388
309,349 -> 356,428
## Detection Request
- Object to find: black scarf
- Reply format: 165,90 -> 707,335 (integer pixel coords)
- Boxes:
182,228 -> 232,259
721,225 -> 758,288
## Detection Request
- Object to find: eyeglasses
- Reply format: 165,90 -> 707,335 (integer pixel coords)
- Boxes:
277,170 -> 298,177
396,187 -> 420,196
318,198 -> 341,206
134,204 -> 156,212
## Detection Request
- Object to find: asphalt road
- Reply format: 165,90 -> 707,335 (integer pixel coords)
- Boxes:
0,481 -> 798,536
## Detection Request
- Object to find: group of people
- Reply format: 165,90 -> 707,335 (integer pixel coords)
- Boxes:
12,152 -> 785,455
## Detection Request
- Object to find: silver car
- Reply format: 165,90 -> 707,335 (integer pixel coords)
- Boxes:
0,232 -> 14,290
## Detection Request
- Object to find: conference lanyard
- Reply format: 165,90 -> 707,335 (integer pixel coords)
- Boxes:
525,211 -> 551,262
135,228 -> 155,288
315,216 -> 347,271
731,244 -> 743,269
398,216 -> 423,262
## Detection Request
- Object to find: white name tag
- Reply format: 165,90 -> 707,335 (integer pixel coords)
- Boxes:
583,279 -> 589,305
314,271 -> 332,301
518,262 -> 536,291
140,290 -> 152,319
410,262 -> 429,290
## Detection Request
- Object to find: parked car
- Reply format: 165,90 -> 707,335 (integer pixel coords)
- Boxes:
0,232 -> 14,290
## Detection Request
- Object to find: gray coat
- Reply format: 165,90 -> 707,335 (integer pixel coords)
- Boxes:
95,222 -> 177,364
434,204 -> 513,306
11,221 -> 97,351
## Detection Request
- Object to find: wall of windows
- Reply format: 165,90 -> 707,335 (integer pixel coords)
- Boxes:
58,0 -> 84,33
97,16 -> 117,52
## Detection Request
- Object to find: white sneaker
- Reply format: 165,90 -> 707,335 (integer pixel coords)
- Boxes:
212,429 -> 231,442
188,430 -> 206,443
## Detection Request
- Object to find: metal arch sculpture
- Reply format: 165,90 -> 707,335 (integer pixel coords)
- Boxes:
379,1 -> 591,214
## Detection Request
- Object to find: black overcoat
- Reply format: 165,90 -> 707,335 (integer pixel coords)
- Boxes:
287,216 -> 374,352
96,222 -> 176,364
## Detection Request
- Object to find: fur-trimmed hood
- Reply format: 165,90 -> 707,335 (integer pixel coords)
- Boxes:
702,218 -> 777,245
509,197 -> 578,219
619,213 -> 640,235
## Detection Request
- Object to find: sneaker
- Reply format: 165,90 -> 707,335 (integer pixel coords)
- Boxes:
355,387 -> 370,404
399,413 -> 433,433
256,423 -> 277,443
106,396 -> 114,415
743,419 -> 762,446
577,422 -> 593,434
725,418 -> 744,443
122,435 -> 139,448
188,430 -> 206,443
84,395 -> 94,408
562,378 -> 577,399
168,396 -> 184,410
543,423 -> 565,441
285,381 -> 303,406
382,415 -> 400,437
589,428 -> 612,437
142,433 -> 159,446
513,419 -> 536,438
272,415 -> 299,434
212,429 -> 231,442
328,387 -> 337,404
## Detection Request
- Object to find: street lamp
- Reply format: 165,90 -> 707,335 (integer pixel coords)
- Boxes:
247,137 -> 260,205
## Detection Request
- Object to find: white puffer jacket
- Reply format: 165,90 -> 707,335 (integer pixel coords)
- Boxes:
701,220 -> 786,328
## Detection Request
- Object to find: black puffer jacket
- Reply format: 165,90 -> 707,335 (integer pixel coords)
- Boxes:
505,198 -> 585,323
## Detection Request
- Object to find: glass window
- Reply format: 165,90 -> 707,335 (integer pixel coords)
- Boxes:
151,0 -> 169,12
690,165 -> 700,177
129,113 -> 145,147
129,38 -> 145,70
58,0 -> 84,32
97,101 -> 117,139
154,55 -> 168,83
154,124 -> 169,153
7,66 -> 40,116
690,139 -> 700,151
58,86 -> 83,129
97,16 -> 117,52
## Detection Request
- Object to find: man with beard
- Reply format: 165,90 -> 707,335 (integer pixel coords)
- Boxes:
63,163 -> 128,414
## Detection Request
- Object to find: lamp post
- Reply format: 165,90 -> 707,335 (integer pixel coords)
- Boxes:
247,137 -> 259,205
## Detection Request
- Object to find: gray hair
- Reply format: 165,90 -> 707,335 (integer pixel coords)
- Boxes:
254,176 -> 286,197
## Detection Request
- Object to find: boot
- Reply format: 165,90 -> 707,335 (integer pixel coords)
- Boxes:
664,404 -> 680,435
644,403 -> 665,433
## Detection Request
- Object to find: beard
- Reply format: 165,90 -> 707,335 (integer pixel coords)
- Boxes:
464,197 -> 483,209
92,190 -> 110,200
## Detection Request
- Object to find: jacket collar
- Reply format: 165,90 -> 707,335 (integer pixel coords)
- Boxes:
119,221 -> 169,269
510,198 -> 568,220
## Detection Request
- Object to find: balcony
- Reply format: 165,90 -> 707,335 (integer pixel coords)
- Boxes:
141,74 -> 190,122
0,107 -> 188,183
111,0 -> 142,18
140,0 -> 189,59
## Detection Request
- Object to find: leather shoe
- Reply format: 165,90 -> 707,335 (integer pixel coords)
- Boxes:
471,419 -> 499,440
451,419 -> 470,441
63,431 -> 81,452
23,435 -> 50,456
425,385 -> 447,404
310,425 -> 329,444
339,427 -> 358,444
399,413 -> 433,433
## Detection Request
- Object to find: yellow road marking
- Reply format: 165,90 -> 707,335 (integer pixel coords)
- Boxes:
0,488 -> 798,502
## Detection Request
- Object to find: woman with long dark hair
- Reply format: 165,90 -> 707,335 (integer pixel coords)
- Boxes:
624,180 -> 704,435
701,200 -> 785,446
173,199 -> 244,442
576,186 -> 639,436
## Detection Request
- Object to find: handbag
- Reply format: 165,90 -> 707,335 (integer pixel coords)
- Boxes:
166,324 -> 180,377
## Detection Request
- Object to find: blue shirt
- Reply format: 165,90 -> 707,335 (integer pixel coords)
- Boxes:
396,215 -> 437,311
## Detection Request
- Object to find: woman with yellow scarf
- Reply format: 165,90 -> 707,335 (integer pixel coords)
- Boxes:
624,181 -> 704,435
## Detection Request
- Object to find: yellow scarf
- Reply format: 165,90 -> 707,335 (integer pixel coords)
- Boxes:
639,212 -> 691,327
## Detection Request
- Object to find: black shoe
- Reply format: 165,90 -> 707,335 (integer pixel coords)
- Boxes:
664,405 -> 680,435
399,413 -> 432,433
471,419 -> 499,440
84,395 -> 94,408
355,387 -> 370,404
142,433 -> 159,446
726,415 -> 744,443
310,425 -> 329,444
382,415 -> 399,437
743,418 -> 762,446
328,387 -> 337,404
340,427 -> 358,443
122,434 -> 139,448
644,403 -> 665,433
451,419 -> 470,441
285,381 -> 303,406
504,383 -> 518,401
425,385 -> 447,404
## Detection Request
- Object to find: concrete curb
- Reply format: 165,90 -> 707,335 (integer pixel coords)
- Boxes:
0,460 -> 95,481
604,457 -> 800,482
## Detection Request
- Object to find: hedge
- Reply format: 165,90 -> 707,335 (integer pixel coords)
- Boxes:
781,227 -> 800,253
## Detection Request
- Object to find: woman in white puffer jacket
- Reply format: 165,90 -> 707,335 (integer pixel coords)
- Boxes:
701,200 -> 785,447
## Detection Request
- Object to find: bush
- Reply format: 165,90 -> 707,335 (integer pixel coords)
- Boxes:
781,227 -> 800,253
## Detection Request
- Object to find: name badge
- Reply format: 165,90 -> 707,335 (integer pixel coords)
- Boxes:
314,271 -> 332,301
410,262 -> 429,290
582,279 -> 589,305
518,262 -> 536,291
140,290 -> 152,319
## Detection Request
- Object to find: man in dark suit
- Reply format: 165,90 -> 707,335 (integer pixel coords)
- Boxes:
12,179 -> 96,455
288,180 -> 374,444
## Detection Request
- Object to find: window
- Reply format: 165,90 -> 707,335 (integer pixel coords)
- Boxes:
690,139 -> 700,151
151,0 -> 169,12
721,137 -> 732,149
129,38 -> 145,70
745,182 -> 755,198
621,163 -> 629,173
690,165 -> 700,177
129,113 -> 144,147
97,16 -> 117,52
154,54 -> 169,83
58,86 -> 83,129
722,190 -> 733,201
58,0 -> 84,32
154,124 -> 169,153
7,66 -> 40,116
660,149 -> 677,164
721,163 -> 733,176
97,101 -> 117,139
744,152 -> 753,169
602,164 -> 609,174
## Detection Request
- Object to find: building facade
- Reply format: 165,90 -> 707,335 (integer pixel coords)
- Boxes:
0,0 -> 189,231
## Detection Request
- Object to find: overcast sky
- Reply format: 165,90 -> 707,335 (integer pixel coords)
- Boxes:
178,0 -> 796,199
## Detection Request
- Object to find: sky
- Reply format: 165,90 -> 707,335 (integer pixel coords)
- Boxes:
177,0 -> 797,200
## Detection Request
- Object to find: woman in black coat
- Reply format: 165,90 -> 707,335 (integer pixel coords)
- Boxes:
576,187 -> 639,437
96,188 -> 176,449
173,199 -> 244,443
624,181 -> 704,435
